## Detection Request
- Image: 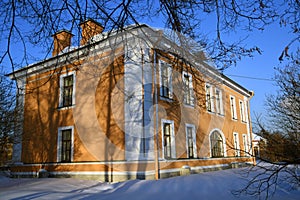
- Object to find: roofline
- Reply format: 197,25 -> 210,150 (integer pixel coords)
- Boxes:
6,23 -> 150,79
6,23 -> 253,98
221,73 -> 254,98
6,47 -> 80,79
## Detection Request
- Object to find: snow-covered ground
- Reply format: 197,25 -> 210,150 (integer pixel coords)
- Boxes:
0,166 -> 299,200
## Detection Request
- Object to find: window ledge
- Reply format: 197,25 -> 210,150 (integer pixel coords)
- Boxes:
159,96 -> 174,102
57,105 -> 76,110
206,110 -> 215,115
162,158 -> 177,161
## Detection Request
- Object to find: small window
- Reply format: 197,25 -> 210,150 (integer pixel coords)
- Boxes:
61,129 -> 72,162
160,61 -> 173,99
244,101 -> 249,122
57,127 -> 74,163
254,146 -> 259,157
63,75 -> 73,107
162,120 -> 175,159
206,84 -> 213,112
163,123 -> 172,159
210,131 -> 224,158
215,89 -> 223,115
186,124 -> 197,158
182,72 -> 194,106
239,100 -> 247,122
233,132 -> 240,157
242,134 -> 248,156
240,100 -> 247,122
230,96 -> 237,120
59,72 -> 76,108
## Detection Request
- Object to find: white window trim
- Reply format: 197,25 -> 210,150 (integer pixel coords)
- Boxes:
161,119 -> 176,159
182,71 -> 194,107
205,83 -> 214,112
243,98 -> 249,123
185,124 -> 197,158
233,132 -> 240,157
59,71 -> 76,108
215,88 -> 224,115
239,100 -> 247,123
159,60 -> 173,100
208,128 -> 227,157
230,95 -> 237,120
242,134 -> 249,156
57,126 -> 74,162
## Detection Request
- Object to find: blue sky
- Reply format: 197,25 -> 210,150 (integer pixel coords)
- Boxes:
223,22 -> 296,123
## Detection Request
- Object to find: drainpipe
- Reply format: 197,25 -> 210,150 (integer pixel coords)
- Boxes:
247,91 -> 255,165
152,49 -> 160,180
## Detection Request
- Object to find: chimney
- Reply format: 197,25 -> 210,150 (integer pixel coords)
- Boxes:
52,30 -> 74,56
80,19 -> 104,45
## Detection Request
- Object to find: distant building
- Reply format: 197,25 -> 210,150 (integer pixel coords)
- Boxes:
8,19 -> 255,181
252,133 -> 264,157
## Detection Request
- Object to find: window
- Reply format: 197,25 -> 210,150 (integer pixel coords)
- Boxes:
230,96 -> 237,120
241,99 -> 249,122
206,84 -> 213,112
186,124 -> 197,158
163,123 -> 172,159
242,134 -> 248,156
162,120 -> 175,159
239,100 -> 247,122
57,126 -> 74,162
233,132 -> 240,157
254,146 -> 259,157
210,131 -> 224,158
61,129 -> 72,162
182,72 -> 194,106
159,61 -> 173,99
215,89 -> 223,115
244,100 -> 249,122
59,72 -> 76,108
63,75 -> 73,106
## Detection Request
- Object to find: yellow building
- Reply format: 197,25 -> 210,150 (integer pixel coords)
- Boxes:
8,19 -> 255,181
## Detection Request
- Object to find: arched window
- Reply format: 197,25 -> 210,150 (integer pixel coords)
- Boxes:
210,131 -> 224,158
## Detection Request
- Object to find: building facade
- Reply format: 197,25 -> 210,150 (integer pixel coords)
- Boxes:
8,19 -> 255,181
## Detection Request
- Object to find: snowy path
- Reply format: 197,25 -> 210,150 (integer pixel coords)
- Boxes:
0,167 -> 299,200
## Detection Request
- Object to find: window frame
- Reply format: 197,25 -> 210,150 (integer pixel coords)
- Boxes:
230,95 -> 237,120
185,124 -> 197,158
242,134 -> 248,156
215,88 -> 224,115
209,129 -> 227,158
161,119 -> 176,159
233,132 -> 240,157
243,99 -> 249,123
59,71 -> 76,108
182,71 -> 194,106
239,100 -> 247,122
159,60 -> 173,100
57,126 -> 74,163
205,84 -> 214,112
